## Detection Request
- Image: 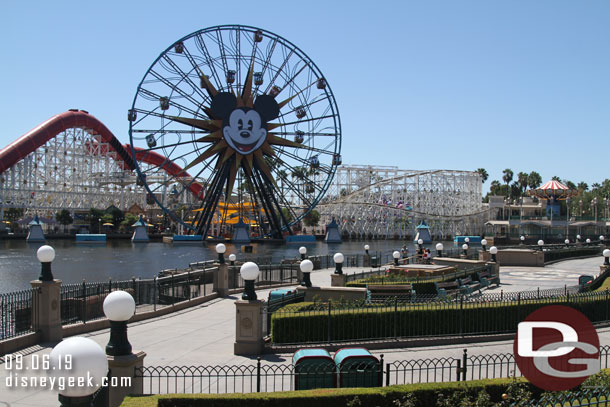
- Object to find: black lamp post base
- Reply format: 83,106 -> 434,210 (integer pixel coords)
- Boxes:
242,280 -> 257,300
39,262 -> 54,281
106,321 -> 132,356
334,264 -> 343,275
301,272 -> 312,287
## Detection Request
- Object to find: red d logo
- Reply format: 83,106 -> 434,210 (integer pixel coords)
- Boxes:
514,305 -> 600,391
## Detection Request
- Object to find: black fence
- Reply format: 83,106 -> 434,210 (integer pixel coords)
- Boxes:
344,264 -> 492,285
60,267 -> 216,325
0,288 -> 38,340
136,346 -> 610,394
229,263 -> 299,289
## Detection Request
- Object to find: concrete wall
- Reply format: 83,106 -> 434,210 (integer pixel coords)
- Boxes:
496,249 -> 544,267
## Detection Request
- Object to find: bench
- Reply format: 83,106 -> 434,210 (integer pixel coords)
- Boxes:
366,284 -> 415,303
434,281 -> 460,298
477,270 -> 500,288
457,276 -> 481,295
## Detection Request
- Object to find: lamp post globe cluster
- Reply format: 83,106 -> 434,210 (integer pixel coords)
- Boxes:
300,259 -> 313,287
37,245 -> 56,281
240,262 -> 260,300
49,337 -> 108,406
334,252 -> 344,274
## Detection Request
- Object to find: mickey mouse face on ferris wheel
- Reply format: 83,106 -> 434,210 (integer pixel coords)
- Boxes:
211,92 -> 280,155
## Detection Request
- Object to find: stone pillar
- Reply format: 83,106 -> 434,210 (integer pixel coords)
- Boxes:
478,251 -> 491,262
599,264 -> 610,276
107,351 -> 146,407
30,280 -> 62,342
535,250 -> 545,266
363,255 -> 371,267
234,300 -> 264,356
486,261 -> 500,277
331,273 -> 346,287
215,263 -> 229,297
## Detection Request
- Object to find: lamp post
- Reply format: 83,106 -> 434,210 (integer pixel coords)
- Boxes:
37,245 -> 55,281
364,244 -> 370,255
586,238 -> 591,245
392,251 -> 400,266
520,235 -> 525,245
600,235 -> 605,246
98,218 -> 101,233
576,234 -> 581,243
465,237 -> 470,244
462,243 -> 468,257
565,239 -> 570,247
299,246 -> 307,260
603,249 -> 610,266
216,243 -> 226,264
538,239 -> 544,251
566,197 -> 571,238
417,238 -> 423,254
490,246 -> 498,262
333,252 -> 344,274
49,337 -> 108,407
103,290 -> 136,356
240,262 -> 259,300
229,254 -> 236,266
436,242 -> 444,257
300,259 -> 313,287
481,239 -> 487,251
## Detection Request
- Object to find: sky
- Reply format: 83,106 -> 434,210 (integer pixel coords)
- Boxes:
2,0 -> 609,193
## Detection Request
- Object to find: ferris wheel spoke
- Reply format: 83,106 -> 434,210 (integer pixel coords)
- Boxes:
160,54 -> 211,104
137,86 -> 200,119
274,114 -> 336,128
149,69 -> 203,117
194,34 -> 224,88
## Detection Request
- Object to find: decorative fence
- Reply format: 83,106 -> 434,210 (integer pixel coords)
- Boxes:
0,288 -> 38,340
229,263 -> 299,289
344,264 -> 492,285
136,346 -> 610,394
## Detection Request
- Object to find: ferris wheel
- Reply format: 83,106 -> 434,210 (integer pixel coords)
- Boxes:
128,25 -> 342,238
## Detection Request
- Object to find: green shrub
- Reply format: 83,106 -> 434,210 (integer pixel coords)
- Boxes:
271,293 -> 609,344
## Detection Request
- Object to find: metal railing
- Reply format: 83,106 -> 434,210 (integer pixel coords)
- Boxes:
229,263 -> 299,289
0,288 -> 38,340
269,290 -> 610,345
345,264 -> 492,285
136,346 -> 610,394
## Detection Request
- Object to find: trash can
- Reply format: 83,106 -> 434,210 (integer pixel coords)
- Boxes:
370,256 -> 379,268
292,349 -> 336,390
268,289 -> 294,302
334,347 -> 381,388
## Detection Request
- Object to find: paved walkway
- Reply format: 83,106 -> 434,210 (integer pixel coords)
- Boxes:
1,256 -> 608,406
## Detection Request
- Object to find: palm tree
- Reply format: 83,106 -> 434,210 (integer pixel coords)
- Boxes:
527,171 -> 542,189
551,175 -> 561,181
490,180 -> 501,195
517,172 -> 528,196
577,182 -> 588,194
476,168 -> 488,183
502,169 -> 513,197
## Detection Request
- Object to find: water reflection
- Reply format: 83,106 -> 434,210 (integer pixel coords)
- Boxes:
0,239 -> 453,293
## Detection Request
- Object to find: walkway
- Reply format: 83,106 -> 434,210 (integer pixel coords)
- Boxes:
1,256 -> 608,406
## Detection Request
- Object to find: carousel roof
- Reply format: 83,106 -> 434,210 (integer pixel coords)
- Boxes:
528,180 -> 577,200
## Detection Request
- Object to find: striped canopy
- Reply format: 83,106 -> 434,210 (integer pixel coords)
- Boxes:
528,180 -> 577,200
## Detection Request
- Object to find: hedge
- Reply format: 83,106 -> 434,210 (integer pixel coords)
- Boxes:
121,377 -> 538,407
271,293 -> 610,344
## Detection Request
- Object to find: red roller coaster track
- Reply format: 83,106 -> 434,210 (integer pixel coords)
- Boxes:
0,109 -> 203,198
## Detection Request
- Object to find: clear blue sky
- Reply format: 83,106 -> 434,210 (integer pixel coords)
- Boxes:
2,0 -> 609,193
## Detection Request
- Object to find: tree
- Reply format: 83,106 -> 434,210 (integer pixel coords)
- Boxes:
476,168 -> 488,183
551,175 -> 561,181
517,172 -> 528,195
303,210 -> 320,227
281,208 -> 294,224
55,209 -> 73,232
577,182 -> 589,194
490,180 -> 501,195
502,169 -> 513,196
527,171 -> 542,190
106,206 -> 124,225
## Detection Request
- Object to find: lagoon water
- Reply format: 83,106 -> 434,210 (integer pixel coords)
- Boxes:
0,239 -> 456,293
